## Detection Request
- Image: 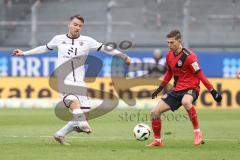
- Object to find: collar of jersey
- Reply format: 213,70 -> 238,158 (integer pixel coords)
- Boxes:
66,34 -> 80,39
172,48 -> 183,57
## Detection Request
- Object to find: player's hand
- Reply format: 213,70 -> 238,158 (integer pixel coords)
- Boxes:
152,86 -> 163,99
125,57 -> 131,65
210,89 -> 222,102
12,49 -> 24,56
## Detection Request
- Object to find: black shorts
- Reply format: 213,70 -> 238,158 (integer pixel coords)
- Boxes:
161,89 -> 199,111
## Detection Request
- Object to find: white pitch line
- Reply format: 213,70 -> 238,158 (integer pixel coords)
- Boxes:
0,135 -> 239,142
0,135 -> 134,140
172,138 -> 240,142
205,138 -> 240,142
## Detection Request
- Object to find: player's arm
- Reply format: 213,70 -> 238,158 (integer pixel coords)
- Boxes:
99,44 -> 131,65
88,37 -> 131,65
13,35 -> 58,56
12,45 -> 50,56
188,55 -> 222,102
152,66 -> 173,99
195,70 -> 222,102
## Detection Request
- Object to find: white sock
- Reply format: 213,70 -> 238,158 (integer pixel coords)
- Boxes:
72,109 -> 91,131
55,121 -> 76,137
72,109 -> 86,122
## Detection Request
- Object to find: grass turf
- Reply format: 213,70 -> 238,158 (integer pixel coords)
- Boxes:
0,108 -> 240,160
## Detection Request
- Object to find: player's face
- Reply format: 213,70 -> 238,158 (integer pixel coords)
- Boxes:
167,37 -> 181,53
68,18 -> 84,38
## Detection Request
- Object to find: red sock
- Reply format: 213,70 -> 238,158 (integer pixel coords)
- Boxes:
187,106 -> 199,130
152,118 -> 161,139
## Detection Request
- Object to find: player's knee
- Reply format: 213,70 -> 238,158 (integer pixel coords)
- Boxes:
69,100 -> 81,110
63,94 -> 80,109
151,108 -> 160,119
181,99 -> 192,109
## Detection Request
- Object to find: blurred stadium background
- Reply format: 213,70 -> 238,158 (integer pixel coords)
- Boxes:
0,0 -> 240,49
0,0 -> 239,109
0,0 -> 240,159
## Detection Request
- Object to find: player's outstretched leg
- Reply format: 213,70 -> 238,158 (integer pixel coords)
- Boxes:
54,96 -> 92,145
64,95 -> 92,134
72,109 -> 92,134
187,106 -> 204,145
54,121 -> 76,145
146,117 -> 164,147
54,111 -> 91,145
182,94 -> 204,145
146,100 -> 170,147
54,111 -> 92,145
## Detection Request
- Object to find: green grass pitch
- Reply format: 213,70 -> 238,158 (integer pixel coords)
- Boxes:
0,108 -> 240,160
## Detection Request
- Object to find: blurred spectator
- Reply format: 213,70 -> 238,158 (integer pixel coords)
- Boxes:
148,49 -> 166,77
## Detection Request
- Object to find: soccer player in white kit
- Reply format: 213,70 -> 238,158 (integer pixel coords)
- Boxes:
12,15 -> 131,145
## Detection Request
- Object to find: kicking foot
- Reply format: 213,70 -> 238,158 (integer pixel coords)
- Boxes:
194,130 -> 204,145
73,121 -> 92,134
54,135 -> 70,146
146,140 -> 164,147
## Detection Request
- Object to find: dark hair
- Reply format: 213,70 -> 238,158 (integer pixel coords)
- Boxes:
70,15 -> 84,23
166,30 -> 181,40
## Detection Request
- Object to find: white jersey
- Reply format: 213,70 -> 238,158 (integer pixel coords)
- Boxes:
47,34 -> 102,82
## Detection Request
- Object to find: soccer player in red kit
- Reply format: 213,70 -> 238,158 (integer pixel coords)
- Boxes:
146,30 -> 222,147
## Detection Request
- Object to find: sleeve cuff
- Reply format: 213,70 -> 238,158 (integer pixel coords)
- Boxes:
97,45 -> 103,51
46,44 -> 53,50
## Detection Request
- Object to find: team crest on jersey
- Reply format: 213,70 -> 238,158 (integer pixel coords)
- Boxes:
177,60 -> 183,67
62,41 -> 66,44
79,42 -> 84,46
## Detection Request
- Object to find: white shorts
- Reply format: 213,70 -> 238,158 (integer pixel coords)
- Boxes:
59,80 -> 91,112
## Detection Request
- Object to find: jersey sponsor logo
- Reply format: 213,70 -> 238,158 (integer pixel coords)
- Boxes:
191,62 -> 200,71
67,47 -> 77,56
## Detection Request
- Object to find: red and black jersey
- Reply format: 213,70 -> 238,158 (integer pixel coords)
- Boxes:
162,48 -> 213,93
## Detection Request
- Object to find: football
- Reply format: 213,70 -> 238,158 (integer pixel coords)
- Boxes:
133,123 -> 151,141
